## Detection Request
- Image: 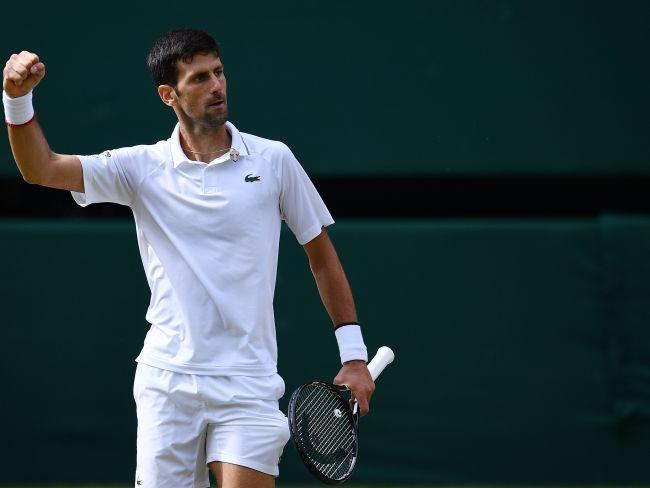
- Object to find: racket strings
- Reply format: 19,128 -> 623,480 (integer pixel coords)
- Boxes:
296,386 -> 351,448
300,391 -> 346,446
294,383 -> 357,480
297,395 -> 353,476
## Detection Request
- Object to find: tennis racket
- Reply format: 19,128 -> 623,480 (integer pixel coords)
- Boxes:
287,346 -> 395,484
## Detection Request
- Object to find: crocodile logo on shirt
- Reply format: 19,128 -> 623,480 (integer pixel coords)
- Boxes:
245,173 -> 261,182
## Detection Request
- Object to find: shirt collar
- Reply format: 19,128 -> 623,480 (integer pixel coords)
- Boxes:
170,121 -> 249,168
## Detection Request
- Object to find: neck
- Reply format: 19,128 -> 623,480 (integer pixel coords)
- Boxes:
178,118 -> 232,163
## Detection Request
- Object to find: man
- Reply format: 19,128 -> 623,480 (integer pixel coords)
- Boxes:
3,29 -> 374,488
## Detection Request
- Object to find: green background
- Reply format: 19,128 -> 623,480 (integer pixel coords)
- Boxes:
2,217 -> 650,484
1,0 -> 649,485
1,0 -> 648,177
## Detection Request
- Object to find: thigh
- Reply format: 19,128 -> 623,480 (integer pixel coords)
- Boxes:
203,374 -> 291,478
209,460 -> 275,488
206,422 -> 290,478
134,363 -> 210,488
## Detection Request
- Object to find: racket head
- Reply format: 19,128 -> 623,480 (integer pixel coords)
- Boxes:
288,381 -> 359,484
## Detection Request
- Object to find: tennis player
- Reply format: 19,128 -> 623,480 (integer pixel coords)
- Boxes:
3,29 -> 374,488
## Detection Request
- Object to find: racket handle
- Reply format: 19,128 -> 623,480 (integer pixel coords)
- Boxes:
367,346 -> 395,381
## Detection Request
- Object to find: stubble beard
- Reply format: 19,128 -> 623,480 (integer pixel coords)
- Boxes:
182,102 -> 228,129
201,102 -> 229,128
175,88 -> 229,129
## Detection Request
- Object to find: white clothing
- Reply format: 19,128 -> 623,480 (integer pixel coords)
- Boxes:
71,122 -> 334,375
133,363 -> 291,487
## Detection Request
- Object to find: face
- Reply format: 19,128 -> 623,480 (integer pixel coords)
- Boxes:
160,52 -> 228,128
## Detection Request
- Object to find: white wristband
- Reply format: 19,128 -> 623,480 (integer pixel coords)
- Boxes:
3,90 -> 34,126
335,323 -> 368,364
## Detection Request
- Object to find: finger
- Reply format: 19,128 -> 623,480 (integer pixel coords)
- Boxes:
24,57 -> 41,73
351,386 -> 373,415
357,396 -> 370,417
18,51 -> 39,66
9,59 -> 29,78
30,62 -> 45,75
12,59 -> 32,76
5,67 -> 25,85
9,62 -> 29,79
8,53 -> 39,78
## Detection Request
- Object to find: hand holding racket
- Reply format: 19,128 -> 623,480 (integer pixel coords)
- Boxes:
332,359 -> 374,417
288,346 -> 395,484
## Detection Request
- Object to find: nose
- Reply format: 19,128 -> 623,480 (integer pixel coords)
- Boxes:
210,72 -> 224,93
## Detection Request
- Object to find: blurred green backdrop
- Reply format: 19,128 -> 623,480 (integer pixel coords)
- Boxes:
0,0 -> 648,177
1,0 -> 649,485
2,217 -> 650,484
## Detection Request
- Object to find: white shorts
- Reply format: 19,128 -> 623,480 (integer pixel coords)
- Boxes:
133,363 -> 291,488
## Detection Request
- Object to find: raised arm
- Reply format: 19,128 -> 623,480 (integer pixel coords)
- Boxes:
3,51 -> 83,192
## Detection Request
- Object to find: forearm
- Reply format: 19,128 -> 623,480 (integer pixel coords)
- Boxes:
304,230 -> 367,367
3,52 -> 58,185
310,257 -> 358,327
7,118 -> 54,183
4,90 -> 82,192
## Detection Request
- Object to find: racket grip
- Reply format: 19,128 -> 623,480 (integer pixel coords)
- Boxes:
367,346 -> 395,381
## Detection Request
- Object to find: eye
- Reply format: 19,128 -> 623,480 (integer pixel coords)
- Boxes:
195,73 -> 208,82
214,68 -> 224,77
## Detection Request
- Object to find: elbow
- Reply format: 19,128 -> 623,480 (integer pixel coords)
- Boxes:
21,169 -> 47,185
20,155 -> 53,186
22,173 -> 37,185
21,169 -> 48,186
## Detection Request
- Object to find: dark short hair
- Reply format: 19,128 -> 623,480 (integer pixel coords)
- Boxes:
147,28 -> 221,86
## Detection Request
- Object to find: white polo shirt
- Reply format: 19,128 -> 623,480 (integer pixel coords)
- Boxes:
71,121 -> 334,376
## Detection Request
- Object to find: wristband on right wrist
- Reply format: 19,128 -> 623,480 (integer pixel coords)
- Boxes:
3,90 -> 35,127
334,322 -> 368,364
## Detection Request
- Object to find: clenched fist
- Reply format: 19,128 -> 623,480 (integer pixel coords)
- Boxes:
3,51 -> 45,98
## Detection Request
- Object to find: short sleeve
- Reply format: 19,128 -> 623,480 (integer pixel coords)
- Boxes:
278,143 -> 334,245
70,147 -> 136,207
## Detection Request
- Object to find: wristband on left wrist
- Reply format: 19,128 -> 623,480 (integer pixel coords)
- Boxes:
334,322 -> 368,364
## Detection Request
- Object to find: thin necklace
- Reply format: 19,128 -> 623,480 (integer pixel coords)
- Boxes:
183,146 -> 231,155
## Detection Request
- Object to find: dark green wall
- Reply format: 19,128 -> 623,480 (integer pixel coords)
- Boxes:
1,0 -> 648,178
1,217 -> 649,484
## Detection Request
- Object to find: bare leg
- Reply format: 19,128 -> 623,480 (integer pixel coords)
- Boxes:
209,460 -> 275,488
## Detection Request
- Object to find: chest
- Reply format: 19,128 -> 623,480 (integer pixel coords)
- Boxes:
137,157 -> 280,239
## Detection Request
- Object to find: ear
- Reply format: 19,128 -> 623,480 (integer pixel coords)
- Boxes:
157,84 -> 177,107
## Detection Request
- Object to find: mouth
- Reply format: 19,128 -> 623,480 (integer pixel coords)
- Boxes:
208,100 -> 225,108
